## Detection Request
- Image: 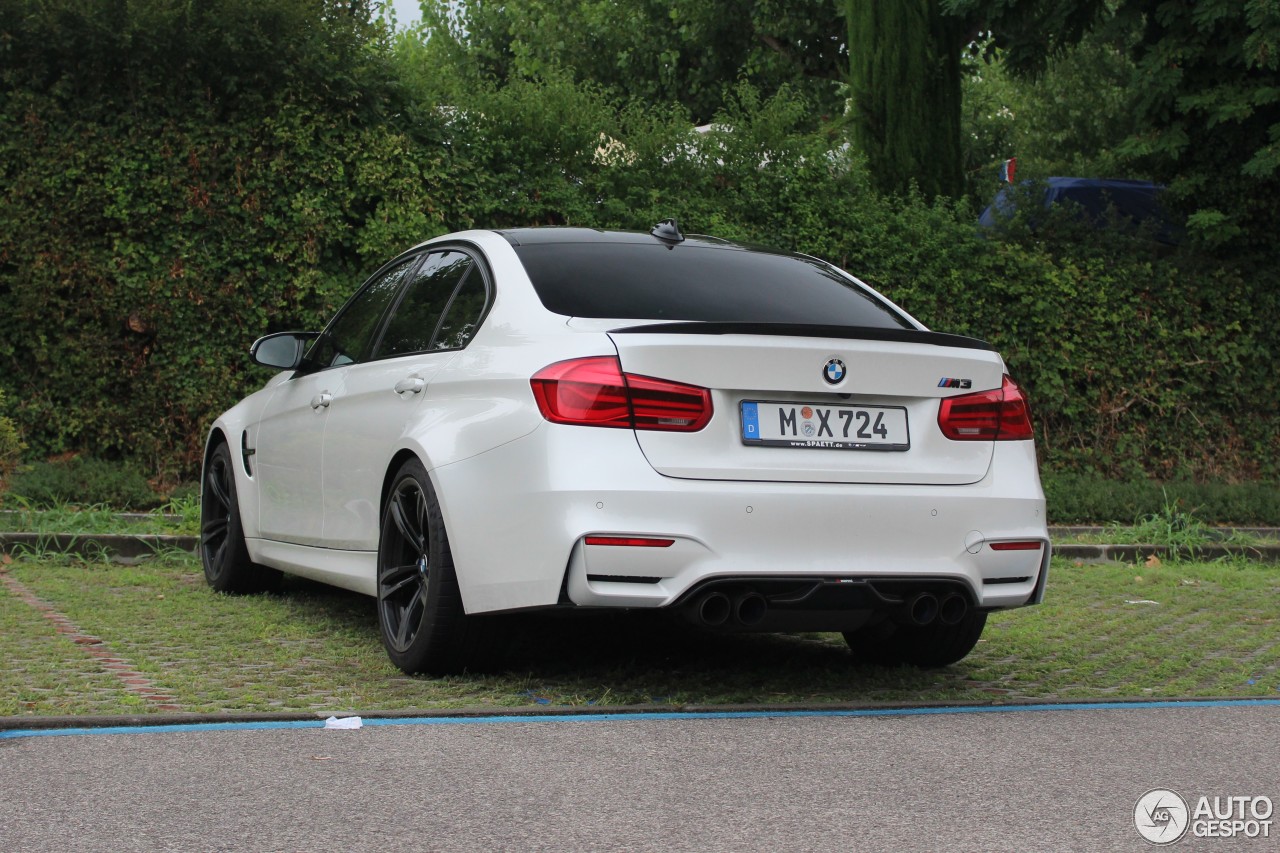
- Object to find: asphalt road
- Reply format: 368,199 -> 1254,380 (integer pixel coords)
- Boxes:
1,704 -> 1277,852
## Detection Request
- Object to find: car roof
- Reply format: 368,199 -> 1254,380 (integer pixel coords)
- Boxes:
494,226 -> 739,249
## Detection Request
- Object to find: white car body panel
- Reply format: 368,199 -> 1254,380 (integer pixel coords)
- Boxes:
320,353 -> 451,550
254,370 -> 329,544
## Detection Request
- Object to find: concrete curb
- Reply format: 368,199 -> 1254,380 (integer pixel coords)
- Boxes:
3,532 -> 1278,563
1053,543 -> 1280,563
1049,525 -> 1280,539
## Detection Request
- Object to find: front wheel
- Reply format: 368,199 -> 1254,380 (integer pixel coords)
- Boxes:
377,458 -> 504,675
842,611 -> 987,668
200,441 -> 280,594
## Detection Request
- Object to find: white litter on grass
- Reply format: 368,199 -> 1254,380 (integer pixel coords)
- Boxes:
1125,599 -> 1160,605
323,716 -> 363,730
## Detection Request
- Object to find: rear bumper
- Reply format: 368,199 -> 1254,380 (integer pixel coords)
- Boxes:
431,424 -> 1049,616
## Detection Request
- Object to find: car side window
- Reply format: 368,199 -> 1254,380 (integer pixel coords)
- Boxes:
376,250 -> 476,359
431,267 -> 488,351
306,258 -> 416,369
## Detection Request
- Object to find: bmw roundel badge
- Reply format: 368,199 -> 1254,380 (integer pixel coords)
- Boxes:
823,357 -> 846,385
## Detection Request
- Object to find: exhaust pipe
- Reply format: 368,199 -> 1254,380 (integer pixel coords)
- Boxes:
733,591 -> 767,627
906,592 -> 940,626
696,591 -> 731,627
939,592 -> 968,626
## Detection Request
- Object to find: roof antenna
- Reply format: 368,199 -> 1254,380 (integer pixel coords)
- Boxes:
650,218 -> 685,247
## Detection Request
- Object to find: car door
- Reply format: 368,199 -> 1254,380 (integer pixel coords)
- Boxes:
320,249 -> 489,550
254,257 -> 418,545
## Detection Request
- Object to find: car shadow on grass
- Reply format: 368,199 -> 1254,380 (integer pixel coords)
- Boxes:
270,576 -> 986,706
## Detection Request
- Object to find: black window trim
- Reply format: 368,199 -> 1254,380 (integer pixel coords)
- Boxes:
295,252 -> 427,377
294,240 -> 496,377
368,242 -> 494,361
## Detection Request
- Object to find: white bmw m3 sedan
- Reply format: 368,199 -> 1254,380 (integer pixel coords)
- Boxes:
201,221 -> 1050,675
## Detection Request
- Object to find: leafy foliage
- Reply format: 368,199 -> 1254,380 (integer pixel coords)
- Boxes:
419,0 -> 847,123
961,31 -> 1139,195
6,456 -> 161,509
0,388 -> 25,485
956,0 -> 1280,253
1112,0 -> 1280,252
1043,474 -> 1280,526
0,0 -> 450,475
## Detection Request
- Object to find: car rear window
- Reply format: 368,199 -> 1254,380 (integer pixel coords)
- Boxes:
511,242 -> 913,328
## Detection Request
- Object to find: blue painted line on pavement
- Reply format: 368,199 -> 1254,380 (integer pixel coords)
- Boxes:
3,698 -> 1278,739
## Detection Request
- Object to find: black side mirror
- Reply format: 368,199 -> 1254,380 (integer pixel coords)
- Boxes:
250,332 -> 318,370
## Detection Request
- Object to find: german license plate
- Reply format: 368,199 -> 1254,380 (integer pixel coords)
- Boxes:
740,401 -> 910,451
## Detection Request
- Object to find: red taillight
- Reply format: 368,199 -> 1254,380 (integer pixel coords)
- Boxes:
937,374 -> 1034,441
531,356 -> 712,432
530,356 -> 632,428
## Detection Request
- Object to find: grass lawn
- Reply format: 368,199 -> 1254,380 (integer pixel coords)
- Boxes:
2,552 -> 1278,718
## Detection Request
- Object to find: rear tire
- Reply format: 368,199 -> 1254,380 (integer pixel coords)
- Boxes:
377,458 -> 505,675
200,441 -> 281,594
843,611 -> 987,668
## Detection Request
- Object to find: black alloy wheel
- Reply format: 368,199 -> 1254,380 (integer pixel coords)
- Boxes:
200,441 -> 279,593
376,458 -> 503,675
378,471 -> 433,657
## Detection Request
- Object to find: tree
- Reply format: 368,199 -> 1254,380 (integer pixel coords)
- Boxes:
417,0 -> 847,123
951,0 -> 1280,252
1112,0 -> 1280,251
960,29 -> 1139,191
844,1 -> 965,199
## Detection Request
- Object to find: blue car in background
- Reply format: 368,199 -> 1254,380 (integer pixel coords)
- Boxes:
979,177 -> 1180,246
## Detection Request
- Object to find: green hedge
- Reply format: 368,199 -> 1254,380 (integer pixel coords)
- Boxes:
1043,474 -> 1280,527
6,456 -> 160,510
0,4 -> 1276,484
0,1 -> 453,476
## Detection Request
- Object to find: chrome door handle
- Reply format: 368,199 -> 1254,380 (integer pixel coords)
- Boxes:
310,393 -> 332,410
394,377 -> 425,395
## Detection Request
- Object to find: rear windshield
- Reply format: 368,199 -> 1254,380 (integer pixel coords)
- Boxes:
512,242 -> 913,328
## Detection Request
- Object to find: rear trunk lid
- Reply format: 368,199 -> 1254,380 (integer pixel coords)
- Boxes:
605,322 -> 1005,485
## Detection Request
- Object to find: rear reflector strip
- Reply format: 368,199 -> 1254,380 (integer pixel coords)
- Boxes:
988,541 -> 1044,551
586,575 -> 663,584
584,536 -> 675,548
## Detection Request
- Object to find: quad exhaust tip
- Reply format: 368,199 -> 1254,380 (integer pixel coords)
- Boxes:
905,591 -> 969,626
693,589 -> 769,627
733,592 -> 767,627
697,591 -> 731,627
907,592 -> 940,626
939,592 -> 968,625
690,584 -> 966,630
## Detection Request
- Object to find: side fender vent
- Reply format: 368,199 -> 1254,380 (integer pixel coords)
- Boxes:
241,430 -> 256,477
